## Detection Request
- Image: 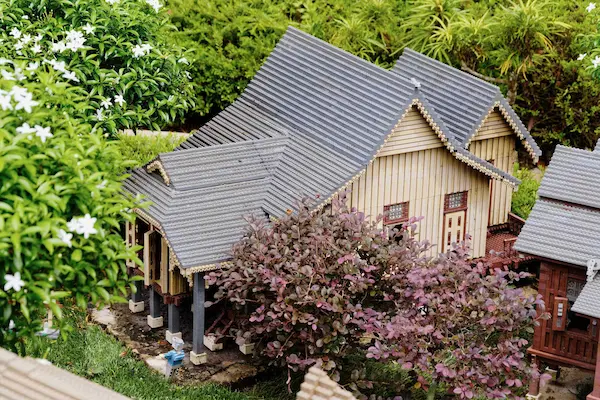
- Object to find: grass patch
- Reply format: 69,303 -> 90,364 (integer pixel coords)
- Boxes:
24,308 -> 258,400
115,133 -> 187,168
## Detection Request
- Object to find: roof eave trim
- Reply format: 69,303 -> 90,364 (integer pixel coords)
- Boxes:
146,159 -> 171,186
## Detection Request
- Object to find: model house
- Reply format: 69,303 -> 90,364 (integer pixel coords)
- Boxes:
515,144 -> 600,400
123,27 -> 540,364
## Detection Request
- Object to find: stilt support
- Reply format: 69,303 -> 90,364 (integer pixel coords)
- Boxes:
129,279 -> 145,313
147,285 -> 163,328
191,273 -> 207,365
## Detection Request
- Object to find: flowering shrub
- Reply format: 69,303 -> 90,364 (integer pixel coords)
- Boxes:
0,60 -> 140,351
208,195 -> 549,399
0,0 -> 196,134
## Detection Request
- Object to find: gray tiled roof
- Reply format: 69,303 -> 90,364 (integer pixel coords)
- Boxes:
124,137 -> 287,267
126,27 -> 527,269
515,145 -> 600,267
537,145 -> 600,209
392,49 -> 541,158
514,198 -> 600,267
573,276 -> 600,319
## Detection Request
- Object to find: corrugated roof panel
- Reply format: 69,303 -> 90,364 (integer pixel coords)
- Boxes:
572,276 -> 600,318
514,199 -> 600,267
537,145 -> 600,209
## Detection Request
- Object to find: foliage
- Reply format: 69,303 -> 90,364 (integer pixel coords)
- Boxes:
0,0 -> 196,134
0,59 -> 141,352
165,0 -> 405,121
115,133 -> 186,169
164,0 -> 600,158
511,165 -> 542,219
207,195 -> 549,399
25,307 -> 257,400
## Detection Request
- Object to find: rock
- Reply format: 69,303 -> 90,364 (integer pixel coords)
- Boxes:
210,364 -> 258,384
145,354 -> 167,373
91,307 -> 116,326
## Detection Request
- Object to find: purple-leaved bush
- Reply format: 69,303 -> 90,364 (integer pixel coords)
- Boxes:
207,194 -> 550,399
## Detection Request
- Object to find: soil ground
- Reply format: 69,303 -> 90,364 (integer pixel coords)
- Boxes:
94,288 -> 258,387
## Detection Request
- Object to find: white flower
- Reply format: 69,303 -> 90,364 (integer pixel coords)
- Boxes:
96,180 -> 108,190
82,24 -> 95,35
48,59 -> 67,72
132,45 -> 146,58
100,98 -> 112,109
51,41 -> 66,53
146,0 -> 162,12
8,320 -> 15,330
21,34 -> 32,44
593,56 -> 600,68
9,28 -> 21,39
0,58 -> 12,65
34,125 -> 52,143
177,57 -> 189,65
34,34 -> 43,42
16,123 -> 36,134
13,92 -> 39,113
66,30 -> 84,43
27,61 -> 39,71
114,94 -> 125,106
184,71 -> 191,79
95,108 -> 104,121
67,214 -> 98,238
31,43 -> 41,54
14,41 -> 25,51
0,70 -> 15,81
588,2 -> 597,12
578,53 -> 587,61
62,71 -> 79,82
4,272 -> 25,292
105,0 -> 120,4
14,67 -> 25,81
0,94 -> 12,111
58,229 -> 73,247
141,44 -> 152,53
167,95 -> 174,102
22,15 -> 29,20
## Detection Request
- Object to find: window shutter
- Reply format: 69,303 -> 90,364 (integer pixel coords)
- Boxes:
553,297 -> 568,331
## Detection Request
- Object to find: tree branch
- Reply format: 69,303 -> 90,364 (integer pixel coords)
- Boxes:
460,62 -> 508,85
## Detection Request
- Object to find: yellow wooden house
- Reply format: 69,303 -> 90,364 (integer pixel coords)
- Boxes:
123,27 -> 540,364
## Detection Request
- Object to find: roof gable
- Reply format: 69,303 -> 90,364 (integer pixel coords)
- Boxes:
393,48 -> 541,161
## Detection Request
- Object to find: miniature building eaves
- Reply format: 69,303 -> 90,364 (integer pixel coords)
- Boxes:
515,145 -> 600,267
392,48 -> 541,161
125,27 -> 525,272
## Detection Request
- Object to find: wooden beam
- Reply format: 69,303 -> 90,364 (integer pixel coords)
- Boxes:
192,273 -> 206,354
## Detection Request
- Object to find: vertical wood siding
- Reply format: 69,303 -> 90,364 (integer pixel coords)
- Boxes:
169,268 -> 187,295
377,108 -> 444,157
348,146 -> 490,258
469,111 -> 517,226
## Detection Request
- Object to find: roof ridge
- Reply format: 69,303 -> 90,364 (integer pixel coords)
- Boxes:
399,48 -> 501,92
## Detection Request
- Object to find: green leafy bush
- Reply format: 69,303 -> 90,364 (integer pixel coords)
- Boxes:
0,0 -> 196,134
0,59 -> 140,352
166,0 -> 405,120
511,165 -> 543,219
115,133 -> 186,168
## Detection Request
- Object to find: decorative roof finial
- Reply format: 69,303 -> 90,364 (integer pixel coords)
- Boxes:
410,78 -> 421,89
587,259 -> 600,282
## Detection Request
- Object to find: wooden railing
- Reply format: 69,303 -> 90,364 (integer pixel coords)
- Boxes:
538,328 -> 598,368
507,212 -> 526,236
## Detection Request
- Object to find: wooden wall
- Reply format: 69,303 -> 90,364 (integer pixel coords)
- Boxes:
348,136 -> 491,258
378,108 -> 443,157
469,111 -> 517,226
